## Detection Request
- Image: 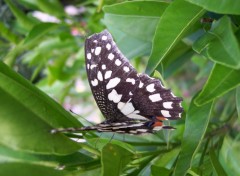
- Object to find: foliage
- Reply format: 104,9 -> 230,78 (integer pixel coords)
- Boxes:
0,0 -> 240,175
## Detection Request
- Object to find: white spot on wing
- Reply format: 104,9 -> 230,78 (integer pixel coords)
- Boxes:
95,47 -> 101,55
108,53 -> 114,60
136,129 -> 148,132
127,123 -> 144,127
153,126 -> 162,131
97,71 -> 103,81
161,110 -> 171,117
129,91 -> 133,95
105,70 -> 112,79
116,131 -> 125,133
102,35 -> 107,40
139,81 -> 144,88
106,43 -> 111,50
87,53 -> 91,60
91,49 -> 94,53
163,102 -> 173,109
91,79 -> 98,86
108,89 -> 122,103
120,102 -> 135,115
102,64 -> 106,70
115,59 -> 122,66
117,102 -> 125,110
171,92 -> 176,97
123,66 -> 130,72
106,77 -> 121,89
133,110 -> 140,114
87,64 -> 90,69
126,78 -> 135,85
149,94 -> 162,102
127,114 -> 147,120
93,40 -> 97,43
90,64 -> 97,69
146,83 -> 155,92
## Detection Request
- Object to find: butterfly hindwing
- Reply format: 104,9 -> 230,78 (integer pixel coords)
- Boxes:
131,74 -> 183,120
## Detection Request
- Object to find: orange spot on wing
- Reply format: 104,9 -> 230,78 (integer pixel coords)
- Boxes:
153,121 -> 163,127
156,116 -> 167,121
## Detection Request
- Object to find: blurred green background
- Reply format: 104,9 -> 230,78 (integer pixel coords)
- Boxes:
0,0 -> 240,175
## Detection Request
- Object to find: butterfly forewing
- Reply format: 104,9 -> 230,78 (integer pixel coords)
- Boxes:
85,30 -> 136,122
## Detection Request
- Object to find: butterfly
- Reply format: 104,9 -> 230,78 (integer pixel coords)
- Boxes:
52,30 -> 183,135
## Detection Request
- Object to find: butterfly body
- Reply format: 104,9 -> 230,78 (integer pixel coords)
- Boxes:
52,30 -> 183,135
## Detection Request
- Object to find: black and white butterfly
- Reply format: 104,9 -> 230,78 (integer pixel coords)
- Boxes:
52,30 -> 183,135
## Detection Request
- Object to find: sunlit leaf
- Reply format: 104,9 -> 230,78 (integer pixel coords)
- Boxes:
103,1 -> 169,58
5,0 -> 37,30
220,136 -> 240,175
0,61 -> 82,155
193,16 -> 240,69
195,64 -> 240,106
173,95 -> 213,175
24,23 -> 59,44
0,162 -> 70,176
101,143 -> 135,176
236,87 -> 240,119
186,0 -> 240,15
209,148 -> 227,176
146,0 -> 205,74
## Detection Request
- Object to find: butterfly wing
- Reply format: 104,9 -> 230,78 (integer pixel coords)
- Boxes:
85,30 -> 183,124
130,73 -> 183,120
85,30 -> 138,122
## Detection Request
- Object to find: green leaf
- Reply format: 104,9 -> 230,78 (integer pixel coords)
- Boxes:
0,162 -> 70,176
0,61 -> 82,155
153,147 -> 180,167
0,22 -> 19,43
195,64 -> 240,106
151,165 -> 171,176
35,0 -> 65,18
193,16 -> 240,69
151,147 -> 180,176
173,95 -> 213,176
220,136 -> 240,175
156,41 -> 192,78
146,0 -> 205,74
24,23 -> 59,44
236,87 -> 240,119
101,143 -> 134,176
103,1 -> 169,17
103,1 -> 169,58
4,0 -> 37,30
0,144 -> 98,170
209,148 -> 227,176
186,0 -> 240,15
106,27 -> 152,58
